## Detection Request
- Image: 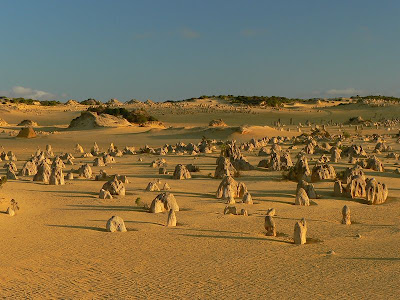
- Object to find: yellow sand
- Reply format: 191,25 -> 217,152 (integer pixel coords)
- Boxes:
0,99 -> 399,299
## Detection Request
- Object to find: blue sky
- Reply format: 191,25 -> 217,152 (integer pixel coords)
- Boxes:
0,0 -> 399,101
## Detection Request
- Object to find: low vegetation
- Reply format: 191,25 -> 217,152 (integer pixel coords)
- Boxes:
209,95 -> 301,107
350,95 -> 400,102
0,97 -> 61,106
87,106 -> 158,124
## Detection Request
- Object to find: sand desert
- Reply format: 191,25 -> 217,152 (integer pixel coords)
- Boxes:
0,97 -> 399,298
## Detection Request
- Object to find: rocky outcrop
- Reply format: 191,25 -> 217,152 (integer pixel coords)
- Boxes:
295,188 -> 310,206
294,218 -> 307,245
342,205 -> 351,225
215,157 -> 237,178
287,155 -> 311,181
173,164 -> 191,179
311,164 -> 336,182
102,175 -> 125,196
150,192 -> 179,213
365,178 -> 388,205
216,176 -> 247,200
68,111 -> 132,129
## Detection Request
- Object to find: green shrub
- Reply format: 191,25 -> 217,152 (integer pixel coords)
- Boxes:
343,131 -> 351,138
87,106 -> 158,125
41,100 -> 61,106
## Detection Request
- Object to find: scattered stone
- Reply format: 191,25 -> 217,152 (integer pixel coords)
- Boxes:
294,218 -> 307,245
311,163 -> 336,182
341,205 -> 351,225
287,154 -> 311,181
75,143 -> 84,153
102,175 -> 125,196
223,206 -> 237,215
49,167 -> 65,185
106,216 -> 127,232
266,208 -> 276,216
333,180 -> 344,197
162,182 -> 171,191
365,178 -> 388,205
295,188 -> 310,206
16,127 -> 36,138
146,181 -> 160,192
242,192 -> 253,204
173,164 -> 191,179
78,164 -> 92,179
216,176 -> 247,199
33,161 -> 51,183
45,145 -> 54,157
6,199 -> 19,216
159,167 -> 168,174
166,209 -> 177,227
346,175 -> 366,198
93,157 -> 105,166
150,192 -> 179,213
215,157 -> 237,178
297,180 -> 317,199
264,215 -> 276,236
99,188 -> 113,199
18,119 -> 38,127
366,155 -> 384,172
240,209 -> 248,216
209,119 -> 227,127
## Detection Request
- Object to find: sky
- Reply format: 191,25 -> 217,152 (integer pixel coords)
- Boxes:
0,0 -> 400,102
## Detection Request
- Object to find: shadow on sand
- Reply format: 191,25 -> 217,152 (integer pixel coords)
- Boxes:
340,257 -> 400,262
64,204 -> 148,212
179,233 -> 293,244
47,224 -> 138,232
47,224 -> 107,232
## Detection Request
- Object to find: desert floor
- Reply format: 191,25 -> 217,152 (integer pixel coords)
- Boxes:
0,100 -> 399,299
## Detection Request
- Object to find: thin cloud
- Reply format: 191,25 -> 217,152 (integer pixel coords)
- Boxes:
133,32 -> 155,40
0,86 -> 58,100
240,28 -> 268,37
180,28 -> 200,39
325,88 -> 363,96
133,28 -> 200,40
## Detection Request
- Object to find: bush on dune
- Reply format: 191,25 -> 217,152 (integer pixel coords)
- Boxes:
87,106 -> 158,125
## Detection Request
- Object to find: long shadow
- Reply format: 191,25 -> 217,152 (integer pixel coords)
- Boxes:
275,216 -> 332,224
126,174 -> 166,179
238,175 -> 282,182
47,224 -> 107,232
88,219 -> 163,226
179,233 -> 293,244
351,221 -> 397,228
8,126 -> 64,132
122,220 -> 164,226
381,196 -> 400,205
171,190 -> 214,199
324,195 -> 368,204
252,190 -> 295,199
253,198 -> 294,205
26,189 -> 98,196
314,189 -> 368,204
177,227 -> 249,235
64,204 -> 148,212
364,171 -> 400,179
340,257 -> 400,261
